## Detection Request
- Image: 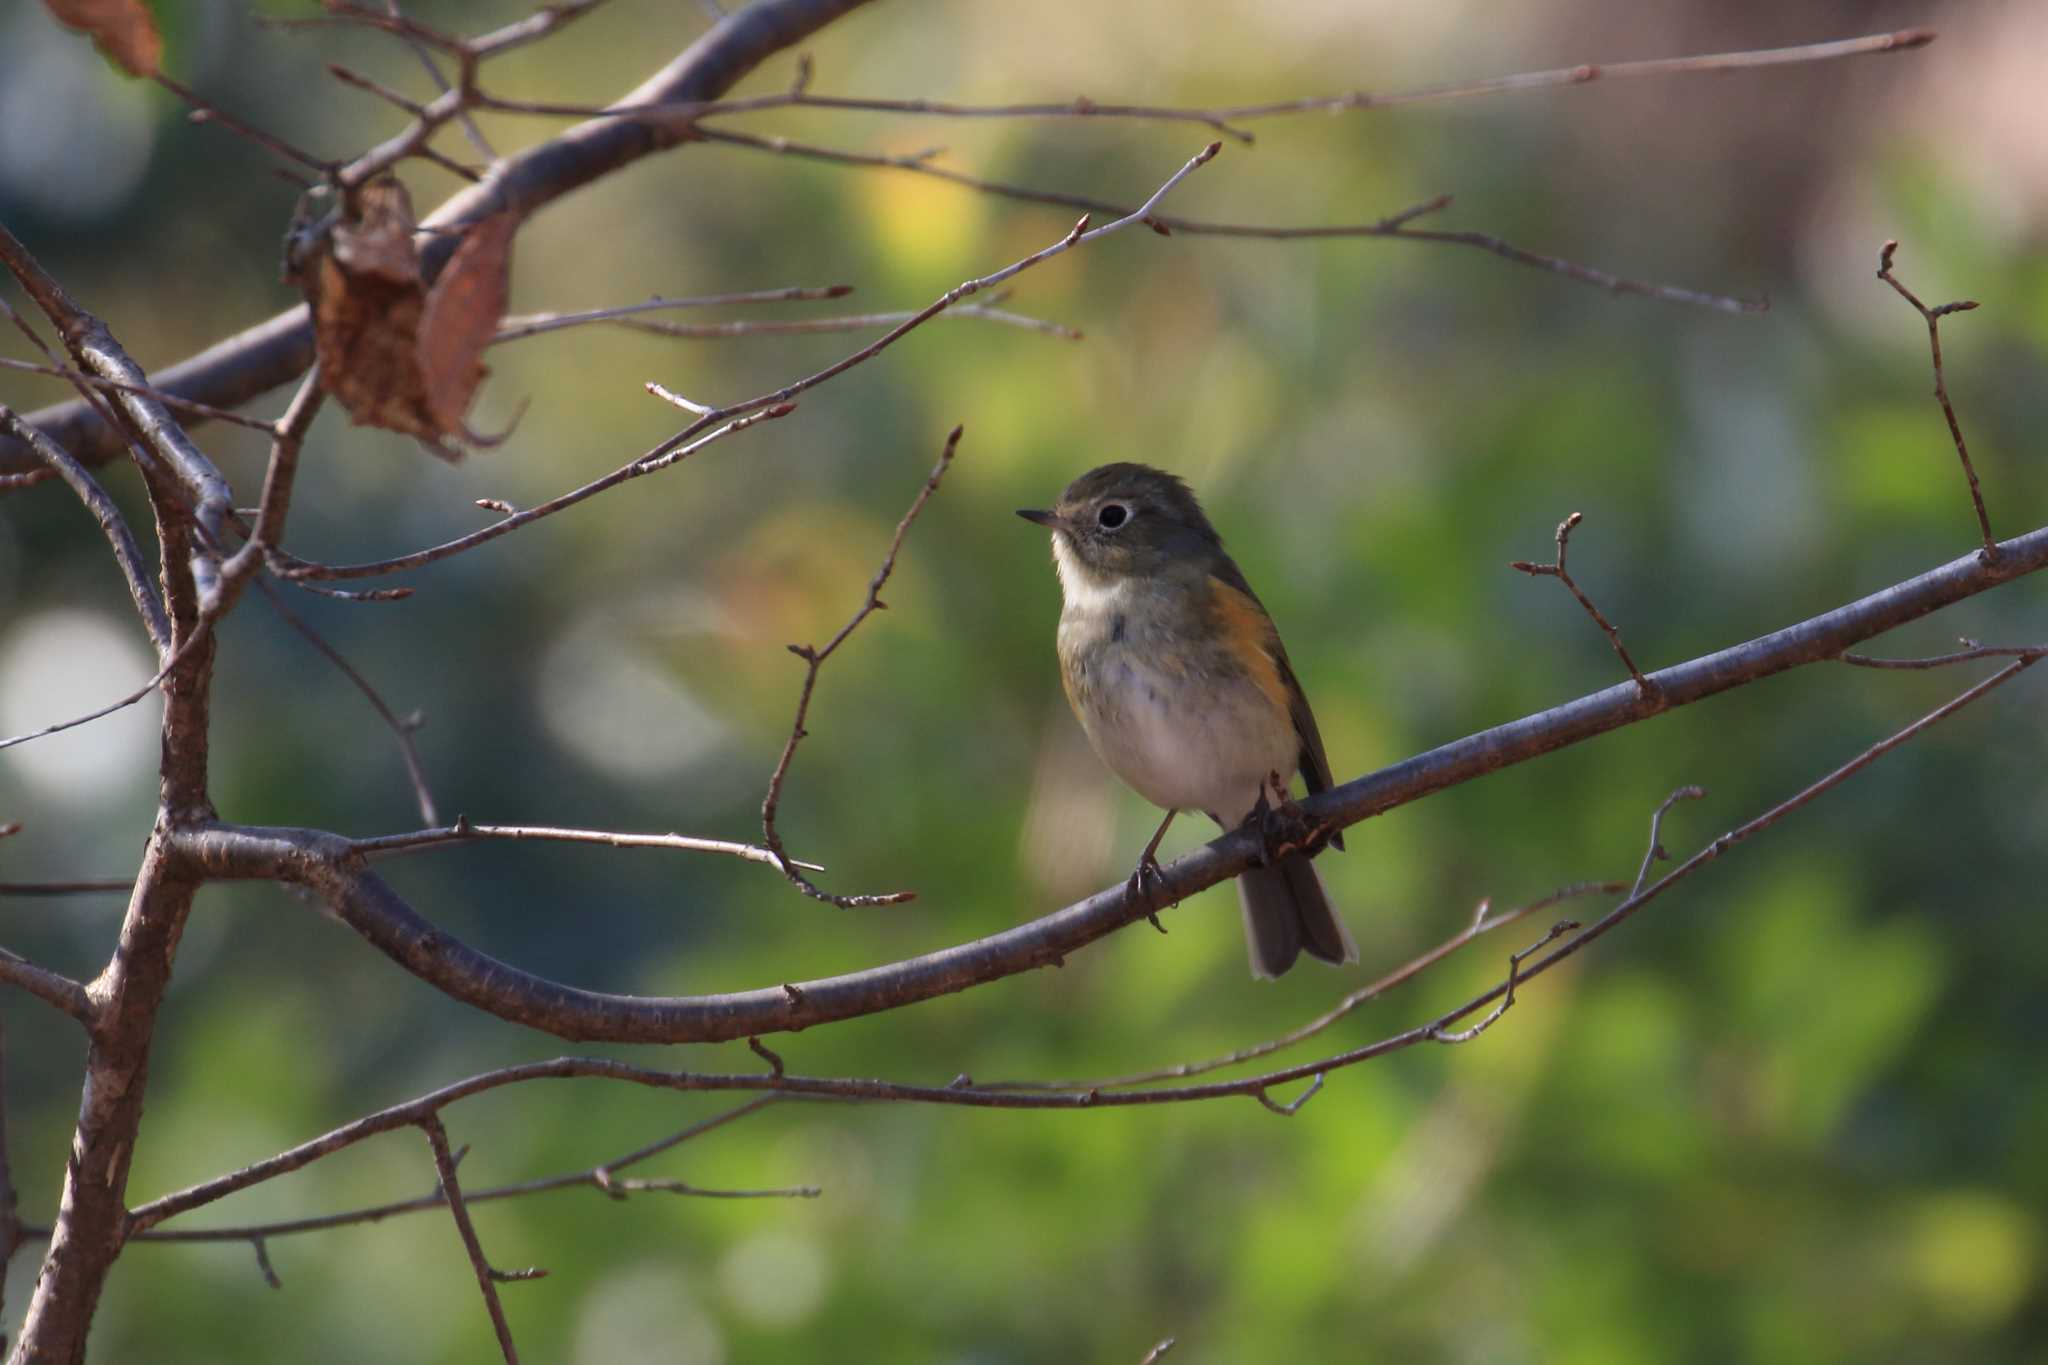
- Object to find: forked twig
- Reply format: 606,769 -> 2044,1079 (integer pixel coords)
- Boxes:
1876,240 -> 1994,561
1634,785 -> 1707,896
1511,512 -> 1656,696
1428,919 -> 1581,1044
760,427 -> 962,905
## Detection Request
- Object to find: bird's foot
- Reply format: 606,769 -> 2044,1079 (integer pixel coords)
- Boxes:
1126,851 -> 1173,932
1251,774 -> 1337,863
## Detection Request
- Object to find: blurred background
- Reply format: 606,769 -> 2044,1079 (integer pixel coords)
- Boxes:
4,0 -> 2047,1360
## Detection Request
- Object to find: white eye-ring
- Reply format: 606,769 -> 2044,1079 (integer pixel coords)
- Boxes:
1097,503 -> 1129,529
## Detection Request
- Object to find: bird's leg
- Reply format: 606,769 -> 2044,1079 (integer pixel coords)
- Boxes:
1128,808 -> 1177,931
1254,771 -> 1330,861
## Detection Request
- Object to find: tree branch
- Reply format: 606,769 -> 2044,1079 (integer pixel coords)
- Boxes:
760,425 -> 960,905
277,142 -> 1211,583
0,950 -> 94,1027
0,403 -> 171,655
1876,239 -> 1995,560
1,0 -> 882,475
351,818 -> 816,873
696,128 -> 1768,313
1510,511 -> 1655,696
170,522 -> 2048,1045
420,1115 -> 524,1365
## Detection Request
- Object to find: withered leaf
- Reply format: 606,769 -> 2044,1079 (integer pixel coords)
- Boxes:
418,211 -> 517,439
44,0 -> 162,78
292,178 -> 519,461
329,179 -> 421,286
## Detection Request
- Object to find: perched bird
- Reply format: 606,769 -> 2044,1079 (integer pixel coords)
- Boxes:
1018,463 -> 1356,978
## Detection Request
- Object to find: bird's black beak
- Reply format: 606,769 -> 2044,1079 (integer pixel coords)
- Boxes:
1016,508 -> 1060,529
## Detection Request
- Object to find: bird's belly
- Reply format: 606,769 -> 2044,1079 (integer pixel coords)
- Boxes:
1064,639 -> 1297,823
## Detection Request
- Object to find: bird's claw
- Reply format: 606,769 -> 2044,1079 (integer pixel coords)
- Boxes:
1126,851 -> 1174,930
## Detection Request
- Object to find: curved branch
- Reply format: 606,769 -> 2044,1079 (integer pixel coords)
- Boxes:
0,403 -> 169,654
172,523 -> 2048,1046
1,0 -> 880,475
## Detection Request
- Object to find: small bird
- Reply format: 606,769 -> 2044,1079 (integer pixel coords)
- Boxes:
1019,463 -> 1356,978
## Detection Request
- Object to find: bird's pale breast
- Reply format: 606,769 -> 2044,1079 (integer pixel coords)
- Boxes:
1056,575 -> 1298,825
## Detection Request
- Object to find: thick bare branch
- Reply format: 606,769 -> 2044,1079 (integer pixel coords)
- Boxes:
1,0 -> 881,475
169,522 -> 2048,1046
14,836 -> 203,1361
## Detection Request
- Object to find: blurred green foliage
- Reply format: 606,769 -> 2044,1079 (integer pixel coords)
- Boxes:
3,0 -> 2047,1361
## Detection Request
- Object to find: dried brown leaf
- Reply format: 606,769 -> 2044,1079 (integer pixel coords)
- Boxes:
290,181 -> 518,460
44,0 -> 162,77
418,211 -> 519,437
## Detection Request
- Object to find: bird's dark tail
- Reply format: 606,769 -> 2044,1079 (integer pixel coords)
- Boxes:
1237,853 -> 1357,980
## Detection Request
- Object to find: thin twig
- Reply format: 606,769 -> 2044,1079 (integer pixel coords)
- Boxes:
485,27 -> 1935,142
1511,512 -> 1656,696
492,284 -> 854,342
387,0 -> 497,161
1876,240 -> 1995,561
0,881 -> 133,897
0,358 -> 278,433
1840,640 -> 2047,670
979,880 -> 1625,1091
273,405 -> 793,582
152,72 -> 335,174
1633,786 -> 1706,896
278,142 -> 1216,582
1253,1073 -> 1324,1116
251,579 -> 440,825
605,302 -> 1081,342
352,819 -> 818,872
420,1116 -> 524,1365
698,127 -> 1765,314
761,426 -> 961,905
1428,920 -> 1580,1044
121,1097 -> 796,1245
251,1237 -> 282,1290
1139,1339 -> 1178,1365
0,640 -> 191,754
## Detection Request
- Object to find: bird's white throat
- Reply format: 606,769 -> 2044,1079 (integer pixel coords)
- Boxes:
1050,535 -> 1134,615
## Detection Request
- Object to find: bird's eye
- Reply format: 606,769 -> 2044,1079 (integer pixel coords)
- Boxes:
1097,503 -> 1129,530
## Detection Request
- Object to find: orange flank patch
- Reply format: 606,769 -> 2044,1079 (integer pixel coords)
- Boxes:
1206,577 -> 1289,710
